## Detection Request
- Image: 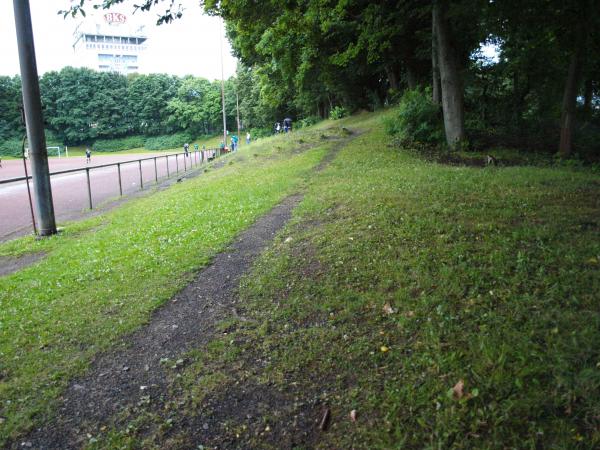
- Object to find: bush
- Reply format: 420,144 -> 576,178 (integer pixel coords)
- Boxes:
0,137 -> 24,158
92,135 -> 146,152
384,89 -> 444,146
144,132 -> 193,151
298,116 -> 321,128
243,128 -> 271,140
329,106 -> 348,120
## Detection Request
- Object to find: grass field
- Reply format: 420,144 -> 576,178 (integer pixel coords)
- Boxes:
1,111 -> 599,448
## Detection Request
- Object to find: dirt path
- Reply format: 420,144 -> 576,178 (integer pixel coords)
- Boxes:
14,137 -> 351,449
16,193 -> 303,450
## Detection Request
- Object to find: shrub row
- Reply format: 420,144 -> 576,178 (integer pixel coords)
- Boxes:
0,138 -> 23,158
144,132 -> 193,151
92,135 -> 146,152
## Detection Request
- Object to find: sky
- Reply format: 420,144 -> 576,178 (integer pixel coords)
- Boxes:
0,0 -> 238,80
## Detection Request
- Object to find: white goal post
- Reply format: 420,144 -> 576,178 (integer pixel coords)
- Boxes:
24,146 -> 67,158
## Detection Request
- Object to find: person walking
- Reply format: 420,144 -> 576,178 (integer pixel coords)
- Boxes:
284,117 -> 292,133
183,142 -> 189,157
85,148 -> 91,164
246,132 -> 251,144
231,134 -> 239,152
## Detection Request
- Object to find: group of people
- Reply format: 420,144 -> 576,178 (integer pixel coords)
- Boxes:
274,117 -> 293,134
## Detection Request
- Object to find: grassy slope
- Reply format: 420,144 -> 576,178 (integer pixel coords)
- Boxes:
2,110 -> 599,448
92,111 -> 600,448
0,131 -> 329,443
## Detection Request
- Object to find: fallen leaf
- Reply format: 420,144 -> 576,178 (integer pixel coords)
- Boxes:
383,303 -> 396,315
452,380 -> 464,399
380,345 -> 390,353
349,410 -> 357,422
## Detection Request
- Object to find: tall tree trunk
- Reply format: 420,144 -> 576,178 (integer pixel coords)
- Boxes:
431,8 -> 441,105
433,0 -> 465,149
385,65 -> 400,91
583,77 -> 593,118
559,49 -> 582,157
405,63 -> 418,90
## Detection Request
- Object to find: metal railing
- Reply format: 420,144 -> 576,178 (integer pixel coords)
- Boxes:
0,148 -> 223,210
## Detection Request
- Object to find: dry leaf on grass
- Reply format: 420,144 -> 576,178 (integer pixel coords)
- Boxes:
383,303 -> 396,315
452,380 -> 464,399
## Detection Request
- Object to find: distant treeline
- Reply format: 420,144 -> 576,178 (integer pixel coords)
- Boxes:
0,67 -> 242,147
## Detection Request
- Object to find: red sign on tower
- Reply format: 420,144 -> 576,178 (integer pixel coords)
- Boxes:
104,12 -> 127,24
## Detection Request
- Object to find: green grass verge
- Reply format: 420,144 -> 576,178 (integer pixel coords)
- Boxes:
99,113 -> 600,448
0,133 -> 329,444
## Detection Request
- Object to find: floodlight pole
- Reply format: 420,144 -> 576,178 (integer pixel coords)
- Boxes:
236,89 -> 241,145
13,0 -> 57,236
219,18 -> 227,151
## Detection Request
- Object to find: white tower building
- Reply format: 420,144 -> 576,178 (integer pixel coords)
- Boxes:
72,11 -> 147,74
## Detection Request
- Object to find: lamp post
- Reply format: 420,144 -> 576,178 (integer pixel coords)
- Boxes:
13,0 -> 57,236
219,18 -> 227,153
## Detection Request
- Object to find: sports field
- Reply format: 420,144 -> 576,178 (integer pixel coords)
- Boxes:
0,152 -> 202,241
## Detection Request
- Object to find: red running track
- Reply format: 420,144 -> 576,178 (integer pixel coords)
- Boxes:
0,152 -> 207,242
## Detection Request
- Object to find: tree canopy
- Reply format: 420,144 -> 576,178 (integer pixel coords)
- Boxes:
3,0 -> 599,156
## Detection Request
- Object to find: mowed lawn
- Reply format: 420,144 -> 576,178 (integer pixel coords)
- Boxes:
1,110 -> 600,448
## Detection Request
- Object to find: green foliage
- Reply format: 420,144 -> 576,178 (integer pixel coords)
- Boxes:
246,128 -> 271,139
144,132 -> 193,151
385,89 -> 444,146
0,76 -> 24,140
0,137 -> 23,158
297,115 -> 321,128
329,106 -> 349,120
92,135 -> 146,152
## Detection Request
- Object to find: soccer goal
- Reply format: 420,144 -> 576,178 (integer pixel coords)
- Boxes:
24,146 -> 66,158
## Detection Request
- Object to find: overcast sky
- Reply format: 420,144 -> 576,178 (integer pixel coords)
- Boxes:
0,0 -> 238,80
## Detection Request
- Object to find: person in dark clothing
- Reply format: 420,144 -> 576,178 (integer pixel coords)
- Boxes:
183,143 -> 189,157
85,148 -> 91,163
283,117 -> 292,133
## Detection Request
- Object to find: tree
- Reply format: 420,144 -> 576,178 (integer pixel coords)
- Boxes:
433,0 -> 466,148
127,73 -> 180,135
0,76 -> 24,139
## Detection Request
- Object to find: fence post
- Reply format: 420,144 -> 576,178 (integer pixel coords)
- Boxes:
138,160 -> 143,190
184,152 -> 187,171
117,163 -> 122,196
166,155 -> 170,177
154,157 -> 158,183
176,154 -> 179,174
86,167 -> 92,209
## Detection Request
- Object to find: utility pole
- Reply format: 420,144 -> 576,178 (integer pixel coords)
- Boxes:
13,0 -> 56,236
236,89 -> 241,145
219,18 -> 227,153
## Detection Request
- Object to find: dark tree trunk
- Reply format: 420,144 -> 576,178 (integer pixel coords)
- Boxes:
559,49 -> 582,157
385,65 -> 400,91
431,8 -> 441,105
405,63 -> 418,90
433,0 -> 465,149
583,77 -> 593,118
